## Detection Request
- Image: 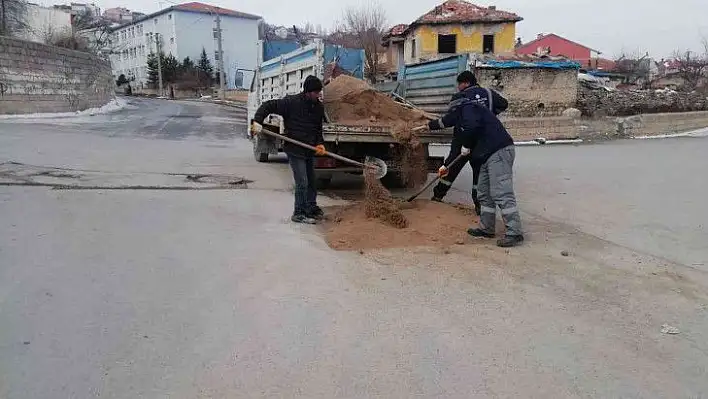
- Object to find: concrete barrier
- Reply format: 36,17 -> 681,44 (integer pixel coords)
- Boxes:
0,36 -> 114,115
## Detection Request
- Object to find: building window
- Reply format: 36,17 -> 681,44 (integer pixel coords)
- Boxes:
437,34 -> 456,54
214,51 -> 220,61
170,37 -> 174,44
154,18 -> 158,24
483,34 -> 495,54
411,39 -> 416,58
168,14 -> 172,20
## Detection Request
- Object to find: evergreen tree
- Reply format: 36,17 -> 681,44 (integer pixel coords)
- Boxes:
146,52 -> 181,87
181,56 -> 195,71
196,47 -> 214,87
146,52 -> 160,86
162,54 -> 180,83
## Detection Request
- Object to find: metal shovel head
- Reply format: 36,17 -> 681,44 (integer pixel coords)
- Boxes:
364,156 -> 387,179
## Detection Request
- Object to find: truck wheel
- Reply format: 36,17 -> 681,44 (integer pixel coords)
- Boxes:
253,141 -> 269,162
381,172 -> 406,189
316,176 -> 332,189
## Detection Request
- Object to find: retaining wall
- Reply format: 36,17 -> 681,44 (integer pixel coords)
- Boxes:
500,110 -> 708,142
0,36 -> 114,114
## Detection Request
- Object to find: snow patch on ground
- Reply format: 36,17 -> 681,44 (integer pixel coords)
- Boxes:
0,97 -> 128,120
634,128 -> 708,140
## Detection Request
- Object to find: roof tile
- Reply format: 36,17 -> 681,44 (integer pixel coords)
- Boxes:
174,2 -> 261,20
413,0 -> 522,25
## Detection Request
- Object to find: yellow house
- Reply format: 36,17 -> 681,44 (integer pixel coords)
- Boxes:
383,0 -> 522,69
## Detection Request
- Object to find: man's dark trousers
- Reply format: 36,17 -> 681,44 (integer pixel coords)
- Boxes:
287,154 -> 317,216
433,139 -> 481,211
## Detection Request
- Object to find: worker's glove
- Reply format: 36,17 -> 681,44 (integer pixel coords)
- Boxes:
437,166 -> 449,178
315,144 -> 326,156
461,146 -> 471,156
250,120 -> 263,136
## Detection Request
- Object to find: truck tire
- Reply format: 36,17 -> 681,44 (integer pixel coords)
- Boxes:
316,176 -> 332,189
253,141 -> 269,162
381,172 -> 406,189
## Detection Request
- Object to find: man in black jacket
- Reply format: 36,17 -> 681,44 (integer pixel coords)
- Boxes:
427,90 -> 523,247
432,71 -> 508,216
251,75 -> 326,224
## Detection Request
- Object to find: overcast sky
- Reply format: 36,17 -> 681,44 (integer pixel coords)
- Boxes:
64,0 -> 708,58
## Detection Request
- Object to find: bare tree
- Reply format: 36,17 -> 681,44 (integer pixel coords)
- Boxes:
46,9 -> 114,55
672,48 -> 708,91
0,0 -> 28,36
339,3 -> 387,83
613,48 -> 653,88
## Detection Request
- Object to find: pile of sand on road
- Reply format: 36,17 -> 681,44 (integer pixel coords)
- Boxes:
325,200 -> 478,251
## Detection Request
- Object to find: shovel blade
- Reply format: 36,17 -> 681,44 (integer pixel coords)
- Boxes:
364,156 -> 387,179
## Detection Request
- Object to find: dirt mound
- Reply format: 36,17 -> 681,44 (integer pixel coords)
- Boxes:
324,75 -> 429,126
325,200 -> 479,251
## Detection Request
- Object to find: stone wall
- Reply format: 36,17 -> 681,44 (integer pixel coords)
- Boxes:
611,111 -> 708,138
477,68 -> 578,117
499,110 -> 708,142
577,86 -> 708,117
0,36 -> 115,114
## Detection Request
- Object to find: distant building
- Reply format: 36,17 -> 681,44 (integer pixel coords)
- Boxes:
19,3 -> 73,43
383,0 -> 523,68
109,2 -> 261,89
103,7 -> 133,23
516,33 -> 615,71
103,7 -> 145,23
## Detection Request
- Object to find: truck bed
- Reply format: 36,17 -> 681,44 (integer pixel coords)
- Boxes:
323,124 -> 453,144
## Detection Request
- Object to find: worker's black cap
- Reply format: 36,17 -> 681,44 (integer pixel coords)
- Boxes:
457,71 -> 478,86
303,75 -> 323,93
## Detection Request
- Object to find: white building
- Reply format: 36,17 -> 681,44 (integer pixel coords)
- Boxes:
109,1 -> 261,89
20,3 -> 73,43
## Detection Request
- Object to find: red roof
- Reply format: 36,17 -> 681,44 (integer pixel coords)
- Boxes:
518,33 -> 599,54
174,2 -> 261,19
388,24 -> 408,37
412,0 -> 522,25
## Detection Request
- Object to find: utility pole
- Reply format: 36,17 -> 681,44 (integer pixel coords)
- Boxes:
214,11 -> 226,100
154,33 -> 164,97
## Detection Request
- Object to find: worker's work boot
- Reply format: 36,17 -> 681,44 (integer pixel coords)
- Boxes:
497,235 -> 524,248
307,206 -> 325,221
467,228 -> 495,238
291,214 -> 317,224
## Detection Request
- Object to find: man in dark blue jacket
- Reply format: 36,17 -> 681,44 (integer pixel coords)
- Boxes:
427,88 -> 523,247
432,71 -> 508,216
251,75 -> 326,224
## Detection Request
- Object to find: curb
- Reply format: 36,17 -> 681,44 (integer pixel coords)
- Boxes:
429,138 -> 584,147
633,129 -> 708,140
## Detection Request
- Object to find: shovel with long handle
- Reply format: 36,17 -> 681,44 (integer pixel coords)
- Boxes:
258,125 -> 388,179
405,152 -> 467,202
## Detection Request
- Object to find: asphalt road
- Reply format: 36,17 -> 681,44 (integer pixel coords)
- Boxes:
434,137 -> 708,269
1,98 -> 707,398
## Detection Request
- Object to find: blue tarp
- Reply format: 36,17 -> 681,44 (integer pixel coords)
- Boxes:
479,60 -> 581,69
324,46 -> 365,79
262,40 -> 300,62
